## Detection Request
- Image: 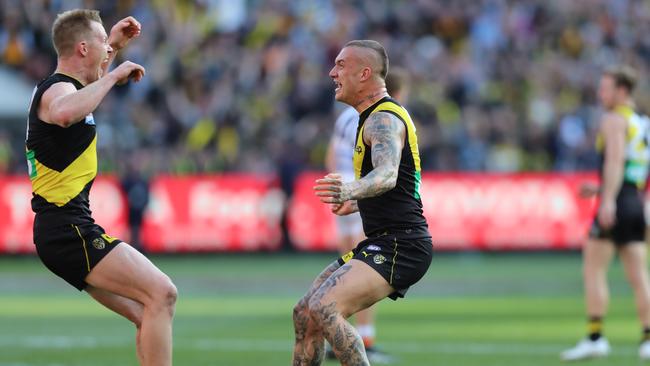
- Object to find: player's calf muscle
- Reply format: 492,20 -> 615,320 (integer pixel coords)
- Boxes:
325,320 -> 368,366
293,301 -> 311,340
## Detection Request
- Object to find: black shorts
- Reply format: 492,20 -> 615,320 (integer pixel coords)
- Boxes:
34,223 -> 123,291
338,230 -> 433,300
590,184 -> 646,245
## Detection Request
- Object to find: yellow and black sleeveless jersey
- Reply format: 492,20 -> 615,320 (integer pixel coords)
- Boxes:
354,96 -> 429,237
596,104 -> 650,189
26,73 -> 97,229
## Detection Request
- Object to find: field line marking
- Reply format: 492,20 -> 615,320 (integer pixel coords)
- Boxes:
0,335 -> 640,356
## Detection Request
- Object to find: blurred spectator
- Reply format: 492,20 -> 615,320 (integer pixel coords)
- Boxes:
120,156 -> 150,252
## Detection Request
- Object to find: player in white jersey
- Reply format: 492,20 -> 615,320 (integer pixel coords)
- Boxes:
324,67 -> 409,364
328,105 -> 365,236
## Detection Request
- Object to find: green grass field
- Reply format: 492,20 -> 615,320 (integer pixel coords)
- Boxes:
0,252 -> 645,365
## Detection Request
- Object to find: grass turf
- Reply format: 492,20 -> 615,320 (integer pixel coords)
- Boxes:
0,252 -> 644,365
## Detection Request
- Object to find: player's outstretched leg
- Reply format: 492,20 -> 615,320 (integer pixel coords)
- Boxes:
293,261 -> 341,365
85,243 -> 177,366
307,259 -> 393,366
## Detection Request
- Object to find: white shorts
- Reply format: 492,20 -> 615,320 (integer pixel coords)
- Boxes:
335,212 -> 364,237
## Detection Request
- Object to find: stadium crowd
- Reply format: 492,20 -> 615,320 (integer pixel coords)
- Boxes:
1,0 -> 650,178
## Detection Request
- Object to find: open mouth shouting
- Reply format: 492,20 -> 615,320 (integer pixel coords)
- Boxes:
334,80 -> 342,93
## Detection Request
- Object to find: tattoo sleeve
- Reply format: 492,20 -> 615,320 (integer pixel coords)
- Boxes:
340,112 -> 404,201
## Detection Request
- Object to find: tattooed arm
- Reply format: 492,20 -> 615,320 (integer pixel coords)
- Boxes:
315,112 -> 405,204
350,111 -> 405,199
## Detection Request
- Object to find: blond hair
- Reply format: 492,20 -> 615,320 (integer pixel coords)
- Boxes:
52,9 -> 102,57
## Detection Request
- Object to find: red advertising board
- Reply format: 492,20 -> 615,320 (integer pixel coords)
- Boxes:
140,175 -> 284,252
0,172 -> 603,253
419,173 -> 598,250
0,176 -> 128,253
288,172 -> 600,251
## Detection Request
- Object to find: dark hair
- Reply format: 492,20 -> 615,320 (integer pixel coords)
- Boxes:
344,40 -> 389,79
52,9 -> 102,57
603,65 -> 638,93
386,67 -> 409,95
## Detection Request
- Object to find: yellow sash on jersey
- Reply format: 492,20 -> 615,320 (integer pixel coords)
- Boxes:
29,136 -> 97,207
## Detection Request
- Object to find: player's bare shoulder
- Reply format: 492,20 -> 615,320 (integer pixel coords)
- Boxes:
38,81 -> 78,125
362,111 -> 405,146
600,110 -> 627,133
362,111 -> 405,171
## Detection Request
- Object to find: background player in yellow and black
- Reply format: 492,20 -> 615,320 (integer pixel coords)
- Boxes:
292,40 -> 433,366
26,9 -> 176,366
562,66 -> 650,361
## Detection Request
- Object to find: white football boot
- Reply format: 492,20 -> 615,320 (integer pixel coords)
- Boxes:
639,340 -> 650,360
561,338 -> 610,361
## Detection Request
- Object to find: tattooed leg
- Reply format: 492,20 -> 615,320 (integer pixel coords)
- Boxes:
307,260 -> 394,366
293,261 -> 341,366
313,301 -> 369,366
293,296 -> 325,366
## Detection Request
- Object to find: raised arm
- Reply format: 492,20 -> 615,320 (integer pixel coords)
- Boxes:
103,16 -> 141,75
40,61 -> 145,128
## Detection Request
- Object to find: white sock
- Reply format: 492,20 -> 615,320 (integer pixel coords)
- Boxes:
357,324 -> 376,340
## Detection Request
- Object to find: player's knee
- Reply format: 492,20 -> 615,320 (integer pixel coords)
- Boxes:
293,298 -> 309,326
162,279 -> 178,308
307,297 -> 338,326
149,276 -> 177,315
